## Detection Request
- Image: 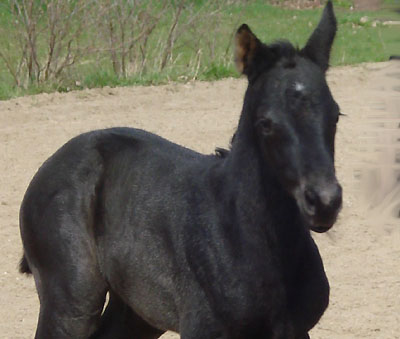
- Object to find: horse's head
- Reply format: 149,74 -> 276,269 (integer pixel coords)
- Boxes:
236,1 -> 342,232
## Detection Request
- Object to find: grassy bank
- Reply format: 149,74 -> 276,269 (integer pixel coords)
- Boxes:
0,0 -> 399,100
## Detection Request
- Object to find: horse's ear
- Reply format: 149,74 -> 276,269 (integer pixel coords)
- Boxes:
235,24 -> 261,76
301,1 -> 337,72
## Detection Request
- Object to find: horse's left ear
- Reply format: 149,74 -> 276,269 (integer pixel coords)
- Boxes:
235,24 -> 261,76
301,0 -> 337,72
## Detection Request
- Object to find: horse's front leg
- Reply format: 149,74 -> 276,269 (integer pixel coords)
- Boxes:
178,304 -> 224,339
179,318 -> 223,339
273,331 -> 309,339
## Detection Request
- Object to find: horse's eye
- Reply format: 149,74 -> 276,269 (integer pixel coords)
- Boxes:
256,118 -> 273,135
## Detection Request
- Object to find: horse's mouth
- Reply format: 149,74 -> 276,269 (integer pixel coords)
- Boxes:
310,226 -> 329,233
309,220 -> 335,233
302,207 -> 341,233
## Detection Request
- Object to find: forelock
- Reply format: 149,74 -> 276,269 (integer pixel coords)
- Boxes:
269,40 -> 298,68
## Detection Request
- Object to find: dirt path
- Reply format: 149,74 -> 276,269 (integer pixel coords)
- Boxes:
0,61 -> 399,338
353,0 -> 382,11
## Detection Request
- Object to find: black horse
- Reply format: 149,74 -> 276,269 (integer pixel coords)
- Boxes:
19,2 -> 342,338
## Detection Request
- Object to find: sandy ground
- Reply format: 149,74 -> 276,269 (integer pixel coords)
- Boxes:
0,61 -> 399,338
353,0 -> 382,11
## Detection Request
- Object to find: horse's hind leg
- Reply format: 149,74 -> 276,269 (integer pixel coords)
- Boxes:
91,292 -> 165,339
34,272 -> 107,339
32,242 -> 107,339
21,197 -> 107,338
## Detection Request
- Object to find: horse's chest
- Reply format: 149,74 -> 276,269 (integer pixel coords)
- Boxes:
203,272 -> 327,337
191,248 -> 328,335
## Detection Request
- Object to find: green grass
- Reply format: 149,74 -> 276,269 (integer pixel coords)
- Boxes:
0,0 -> 399,100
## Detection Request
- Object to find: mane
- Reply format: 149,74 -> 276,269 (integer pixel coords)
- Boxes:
214,131 -> 237,158
269,40 -> 299,68
247,40 -> 300,82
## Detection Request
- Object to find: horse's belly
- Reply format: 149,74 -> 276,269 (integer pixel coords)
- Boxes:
99,233 -> 180,331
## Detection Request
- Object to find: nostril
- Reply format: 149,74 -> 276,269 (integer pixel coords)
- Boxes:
305,189 -> 316,205
304,188 -> 317,215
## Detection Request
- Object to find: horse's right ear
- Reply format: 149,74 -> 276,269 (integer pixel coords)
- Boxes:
301,1 -> 337,72
235,24 -> 261,76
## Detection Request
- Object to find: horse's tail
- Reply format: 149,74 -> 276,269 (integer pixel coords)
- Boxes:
19,254 -> 32,275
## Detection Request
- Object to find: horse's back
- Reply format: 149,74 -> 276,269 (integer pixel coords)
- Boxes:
21,127 -> 203,215
20,126 -> 207,250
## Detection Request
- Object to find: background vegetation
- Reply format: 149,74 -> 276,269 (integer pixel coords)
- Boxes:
0,0 -> 399,100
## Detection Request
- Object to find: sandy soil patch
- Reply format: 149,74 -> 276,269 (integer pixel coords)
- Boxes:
353,0 -> 382,11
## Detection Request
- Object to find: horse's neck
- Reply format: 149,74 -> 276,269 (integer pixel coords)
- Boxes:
225,100 -> 301,238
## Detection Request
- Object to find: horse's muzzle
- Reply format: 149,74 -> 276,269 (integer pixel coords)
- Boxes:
297,181 -> 343,232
